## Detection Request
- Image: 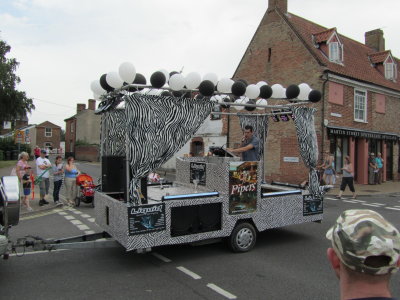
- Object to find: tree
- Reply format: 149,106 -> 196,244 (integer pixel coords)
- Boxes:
0,39 -> 35,128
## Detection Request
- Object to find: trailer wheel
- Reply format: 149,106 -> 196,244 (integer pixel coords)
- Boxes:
228,222 -> 256,253
75,197 -> 80,207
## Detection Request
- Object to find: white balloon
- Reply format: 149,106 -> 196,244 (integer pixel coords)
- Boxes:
245,84 -> 260,99
256,99 -> 268,110
159,69 -> 169,83
90,80 -> 105,95
271,84 -> 285,98
217,78 -> 234,93
234,96 -> 248,111
118,62 -> 136,83
203,73 -> 218,85
169,74 -> 185,91
256,81 -> 268,88
298,83 -> 312,100
93,93 -> 101,101
106,72 -> 124,89
185,72 -> 201,90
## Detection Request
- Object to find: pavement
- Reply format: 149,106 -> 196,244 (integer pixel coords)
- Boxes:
1,162 -> 399,217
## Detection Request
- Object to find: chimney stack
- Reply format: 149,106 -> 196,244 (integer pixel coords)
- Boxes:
77,103 -> 86,113
268,0 -> 288,13
88,99 -> 96,110
365,29 -> 385,52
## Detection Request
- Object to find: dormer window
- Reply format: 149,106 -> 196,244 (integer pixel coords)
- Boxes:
384,56 -> 397,81
327,34 -> 343,63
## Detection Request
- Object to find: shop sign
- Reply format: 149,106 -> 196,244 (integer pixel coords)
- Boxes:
328,126 -> 399,141
283,157 -> 299,163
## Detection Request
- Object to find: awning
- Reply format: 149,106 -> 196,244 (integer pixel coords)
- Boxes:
327,125 -> 399,141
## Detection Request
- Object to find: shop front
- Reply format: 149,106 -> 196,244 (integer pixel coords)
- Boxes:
327,126 -> 399,184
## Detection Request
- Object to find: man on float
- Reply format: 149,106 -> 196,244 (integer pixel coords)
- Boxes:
227,125 -> 260,161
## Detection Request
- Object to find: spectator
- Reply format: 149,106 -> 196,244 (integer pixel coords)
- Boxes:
22,166 -> 33,211
375,152 -> 384,184
34,146 -> 41,160
335,156 -> 356,199
326,209 -> 400,300
16,152 -> 30,179
318,151 -> 335,185
64,157 -> 80,207
36,150 -> 51,206
52,156 -> 64,206
368,153 -> 377,185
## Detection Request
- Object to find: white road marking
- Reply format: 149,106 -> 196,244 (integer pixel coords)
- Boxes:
81,214 -> 91,218
77,224 -> 90,230
385,207 -> 400,211
347,199 -> 365,203
152,252 -> 171,263
58,212 -> 67,215
362,203 -> 383,207
370,203 -> 385,206
70,220 -> 83,225
72,210 -> 82,215
343,200 -> 359,203
394,206 -> 400,208
207,283 -> 237,299
88,218 -> 95,223
325,197 -> 338,201
176,266 -> 201,280
85,230 -> 95,235
64,215 -> 75,220
54,209 -> 63,212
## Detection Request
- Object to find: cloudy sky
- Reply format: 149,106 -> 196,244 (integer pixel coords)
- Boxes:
1,0 -> 399,129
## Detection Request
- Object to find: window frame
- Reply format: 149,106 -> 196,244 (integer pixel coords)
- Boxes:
45,127 -> 52,137
384,60 -> 397,80
70,122 -> 74,133
354,89 -> 367,123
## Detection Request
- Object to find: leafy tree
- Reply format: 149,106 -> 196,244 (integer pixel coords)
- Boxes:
0,39 -> 35,128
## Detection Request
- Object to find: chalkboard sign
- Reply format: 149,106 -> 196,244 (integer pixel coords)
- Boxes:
128,203 -> 166,235
190,162 -> 206,185
303,195 -> 323,216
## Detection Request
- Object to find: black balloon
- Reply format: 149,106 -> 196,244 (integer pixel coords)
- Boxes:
245,99 -> 256,111
133,73 -> 146,90
259,85 -> 273,99
237,79 -> 248,87
231,81 -> 247,97
100,74 -> 114,92
198,80 -> 215,97
150,71 -> 166,88
286,84 -> 300,99
221,96 -> 231,108
308,90 -> 322,102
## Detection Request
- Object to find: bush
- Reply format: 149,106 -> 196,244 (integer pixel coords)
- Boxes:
0,137 -> 31,159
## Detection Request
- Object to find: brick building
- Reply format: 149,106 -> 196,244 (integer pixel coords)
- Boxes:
230,0 -> 400,184
64,99 -> 101,161
35,121 -> 62,151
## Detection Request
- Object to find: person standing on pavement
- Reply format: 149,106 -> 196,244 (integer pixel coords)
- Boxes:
36,149 -> 51,206
368,153 -> 377,185
375,152 -> 384,184
52,156 -> 64,206
64,157 -> 80,207
326,209 -> 400,300
335,156 -> 356,199
21,166 -> 33,211
34,146 -> 41,160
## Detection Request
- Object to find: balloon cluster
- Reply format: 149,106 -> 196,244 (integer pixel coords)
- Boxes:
90,62 -> 322,106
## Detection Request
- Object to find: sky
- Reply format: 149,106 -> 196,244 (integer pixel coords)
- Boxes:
1,0 -> 399,129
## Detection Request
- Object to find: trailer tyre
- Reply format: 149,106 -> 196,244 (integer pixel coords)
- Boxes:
228,222 -> 256,253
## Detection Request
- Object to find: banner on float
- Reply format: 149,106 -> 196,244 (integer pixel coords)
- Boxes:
303,194 -> 323,216
128,203 -> 166,235
229,161 -> 258,215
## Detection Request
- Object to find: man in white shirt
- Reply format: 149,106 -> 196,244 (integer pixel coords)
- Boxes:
36,149 -> 52,206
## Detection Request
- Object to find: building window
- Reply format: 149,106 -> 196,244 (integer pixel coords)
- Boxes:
328,42 -> 343,63
210,106 -> 221,120
354,89 -> 367,122
384,61 -> 397,81
45,142 -> 52,149
45,127 -> 52,137
71,122 -> 74,133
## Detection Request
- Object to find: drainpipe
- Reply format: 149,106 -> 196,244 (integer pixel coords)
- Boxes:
320,71 -> 329,158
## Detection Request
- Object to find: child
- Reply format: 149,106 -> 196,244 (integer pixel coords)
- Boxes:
22,167 -> 33,211
52,156 -> 64,206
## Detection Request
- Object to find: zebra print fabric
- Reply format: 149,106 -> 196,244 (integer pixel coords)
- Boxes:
101,109 -> 126,156
238,114 -> 269,160
292,107 -> 321,198
124,94 -> 214,204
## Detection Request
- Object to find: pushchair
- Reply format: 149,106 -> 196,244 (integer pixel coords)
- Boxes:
75,173 -> 95,207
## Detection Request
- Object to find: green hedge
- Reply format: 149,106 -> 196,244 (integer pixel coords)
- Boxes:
0,137 -> 31,160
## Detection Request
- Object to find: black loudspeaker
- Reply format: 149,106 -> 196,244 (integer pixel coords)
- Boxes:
102,156 -> 126,194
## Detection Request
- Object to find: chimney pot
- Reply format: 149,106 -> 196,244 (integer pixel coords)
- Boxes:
88,99 -> 96,110
268,0 -> 288,13
77,103 -> 86,113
